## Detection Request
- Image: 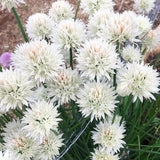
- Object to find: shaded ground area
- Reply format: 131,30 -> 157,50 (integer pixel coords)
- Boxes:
0,0 -> 160,55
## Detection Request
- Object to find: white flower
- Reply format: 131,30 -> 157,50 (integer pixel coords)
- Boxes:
1,0 -> 25,12
76,38 -> 118,81
142,30 -> 160,52
48,68 -> 81,105
117,62 -> 160,102
0,69 -> 34,112
81,0 -> 114,15
3,120 -> 38,160
49,0 -> 74,23
34,132 -> 63,160
121,45 -> 142,63
88,9 -> 114,37
11,40 -> 64,83
53,19 -> 86,50
135,15 -> 152,37
0,151 -> 11,160
100,11 -> 139,43
77,82 -> 117,121
33,85 -> 49,102
134,0 -> 155,13
26,13 -> 54,40
22,101 -> 61,143
91,147 -> 119,160
92,117 -> 125,153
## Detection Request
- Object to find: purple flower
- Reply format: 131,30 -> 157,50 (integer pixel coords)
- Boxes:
0,52 -> 12,67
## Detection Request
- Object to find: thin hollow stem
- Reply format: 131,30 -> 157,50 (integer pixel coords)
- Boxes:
12,7 -> 28,42
74,0 -> 81,21
70,47 -> 73,70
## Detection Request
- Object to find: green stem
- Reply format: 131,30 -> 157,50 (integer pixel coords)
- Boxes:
153,53 -> 160,69
113,69 -> 117,88
142,47 -> 147,55
12,7 -> 28,42
74,0 -> 81,21
70,47 -> 73,70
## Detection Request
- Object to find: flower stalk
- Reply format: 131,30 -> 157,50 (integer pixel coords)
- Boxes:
74,0 -> 81,21
70,47 -> 73,70
12,7 -> 28,42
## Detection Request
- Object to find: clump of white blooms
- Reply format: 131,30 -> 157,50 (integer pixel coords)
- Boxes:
48,68 -> 81,105
53,19 -> 86,50
134,0 -> 155,13
77,82 -> 117,121
117,63 -> 160,102
81,0 -> 115,15
91,147 -> 119,160
121,45 -> 142,63
0,69 -> 34,112
26,13 -> 54,40
142,30 -> 160,52
0,0 -> 25,12
100,11 -> 139,43
1,0 -> 160,159
3,120 -> 39,160
11,40 -> 64,83
34,132 -> 63,160
92,116 -> 125,153
88,9 -> 114,37
22,101 -> 61,143
77,38 -> 118,81
0,151 -> 11,160
49,0 -> 74,23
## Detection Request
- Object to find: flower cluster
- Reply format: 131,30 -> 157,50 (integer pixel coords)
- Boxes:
2,103 -> 63,160
26,13 -> 55,40
134,0 -> 155,13
0,0 -> 160,160
81,0 -> 115,15
0,0 -> 25,12
91,116 -> 125,159
48,0 -> 74,23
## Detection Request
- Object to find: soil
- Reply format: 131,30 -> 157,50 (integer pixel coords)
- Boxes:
0,0 -> 160,57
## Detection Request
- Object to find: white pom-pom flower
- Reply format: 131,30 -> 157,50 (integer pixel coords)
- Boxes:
1,0 -> 25,12
22,101 -> 61,143
53,19 -> 86,50
0,151 -> 11,160
3,120 -> 38,160
76,38 -> 118,81
100,11 -> 139,43
34,132 -> 63,160
92,116 -> 125,153
0,69 -> 34,112
135,15 -> 152,37
11,40 -> 64,83
48,68 -> 81,105
88,9 -> 114,37
81,0 -> 114,15
26,13 -> 54,40
121,45 -> 142,63
49,0 -> 74,23
91,147 -> 119,160
77,82 -> 117,121
134,0 -> 155,13
117,62 -> 160,102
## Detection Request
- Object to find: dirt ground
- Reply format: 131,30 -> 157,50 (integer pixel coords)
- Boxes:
0,0 -> 159,55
